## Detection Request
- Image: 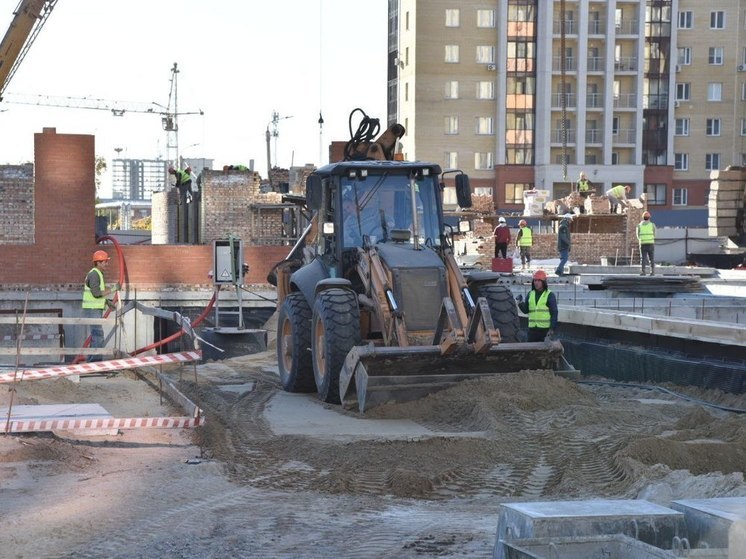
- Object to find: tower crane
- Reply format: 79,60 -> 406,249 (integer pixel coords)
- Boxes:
0,0 -> 59,100
2,63 -> 203,167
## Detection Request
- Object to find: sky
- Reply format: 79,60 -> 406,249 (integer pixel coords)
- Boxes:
0,0 -> 388,196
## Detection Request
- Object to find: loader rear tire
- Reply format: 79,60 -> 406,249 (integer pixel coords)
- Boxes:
311,288 -> 361,404
473,284 -> 520,343
277,292 -> 315,392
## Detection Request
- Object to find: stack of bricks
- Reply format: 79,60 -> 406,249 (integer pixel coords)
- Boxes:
707,168 -> 746,237
584,194 -> 610,214
470,194 -> 494,214
0,165 -> 35,244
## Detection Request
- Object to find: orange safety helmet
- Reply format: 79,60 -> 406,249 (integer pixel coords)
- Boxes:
93,250 -> 110,262
519,219 -> 527,227
532,270 -> 547,281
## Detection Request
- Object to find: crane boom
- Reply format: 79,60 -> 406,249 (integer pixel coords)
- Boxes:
1,92 -> 204,118
0,0 -> 58,99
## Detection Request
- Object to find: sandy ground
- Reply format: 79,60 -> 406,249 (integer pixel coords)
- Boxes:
1,352 -> 746,558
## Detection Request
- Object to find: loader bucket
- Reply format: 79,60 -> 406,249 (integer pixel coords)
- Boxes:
339,340 -> 569,413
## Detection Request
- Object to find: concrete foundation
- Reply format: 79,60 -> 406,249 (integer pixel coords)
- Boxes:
671,497 -> 746,557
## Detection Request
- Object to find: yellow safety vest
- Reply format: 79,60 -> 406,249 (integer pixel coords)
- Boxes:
518,226 -> 533,247
82,268 -> 106,310
577,179 -> 590,192
638,221 -> 655,245
610,185 -> 626,198
528,289 -> 551,329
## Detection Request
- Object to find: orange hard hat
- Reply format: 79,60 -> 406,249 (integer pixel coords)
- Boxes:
533,270 -> 547,281
519,219 -> 527,226
93,250 -> 110,262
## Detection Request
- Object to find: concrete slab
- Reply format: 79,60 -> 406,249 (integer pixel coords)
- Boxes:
216,382 -> 255,395
493,499 -> 686,559
671,497 -> 746,554
263,391 -> 484,441
501,534 -> 677,558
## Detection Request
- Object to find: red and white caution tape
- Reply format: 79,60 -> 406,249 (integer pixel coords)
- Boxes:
1,415 -> 205,433
0,351 -> 202,384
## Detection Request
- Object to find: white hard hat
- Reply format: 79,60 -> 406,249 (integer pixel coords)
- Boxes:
498,216 -> 506,223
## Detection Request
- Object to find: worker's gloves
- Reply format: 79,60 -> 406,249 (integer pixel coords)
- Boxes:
515,294 -> 523,303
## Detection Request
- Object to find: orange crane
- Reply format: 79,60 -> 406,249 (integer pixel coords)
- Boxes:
0,0 -> 59,100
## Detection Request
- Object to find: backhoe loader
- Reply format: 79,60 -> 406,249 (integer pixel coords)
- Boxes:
269,127 -> 568,412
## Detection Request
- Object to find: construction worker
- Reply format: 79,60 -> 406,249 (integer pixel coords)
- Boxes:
516,269 -> 558,342
82,250 -> 119,362
223,164 -> 250,171
555,213 -> 573,276
575,171 -> 593,213
493,216 -> 511,258
169,166 -> 193,202
637,210 -> 657,276
515,219 -> 533,271
606,184 -> 631,214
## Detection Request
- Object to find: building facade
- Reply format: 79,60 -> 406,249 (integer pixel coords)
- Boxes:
388,0 -> 745,221
111,158 -> 168,201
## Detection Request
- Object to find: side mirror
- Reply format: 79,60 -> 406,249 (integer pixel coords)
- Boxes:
306,175 -> 322,210
455,174 -> 472,208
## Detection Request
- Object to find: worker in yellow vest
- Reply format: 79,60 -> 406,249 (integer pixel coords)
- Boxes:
515,219 -> 533,271
636,210 -> 657,276
82,250 -> 119,361
516,269 -> 559,342
605,184 -> 631,214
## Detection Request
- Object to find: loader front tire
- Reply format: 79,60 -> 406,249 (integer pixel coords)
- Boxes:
473,284 -> 520,343
277,292 -> 315,392
311,288 -> 361,404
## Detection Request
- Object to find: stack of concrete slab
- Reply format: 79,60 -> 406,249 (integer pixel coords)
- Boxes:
584,194 -> 610,214
708,168 -> 745,237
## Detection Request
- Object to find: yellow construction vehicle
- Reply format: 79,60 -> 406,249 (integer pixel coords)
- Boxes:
269,119 -> 569,412
0,0 -> 59,100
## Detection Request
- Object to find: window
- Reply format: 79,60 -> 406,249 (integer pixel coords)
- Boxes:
476,81 -> 495,99
444,116 -> 459,134
645,184 -> 667,205
678,47 -> 692,65
708,47 -> 724,65
405,11 -> 409,31
706,153 -> 720,170
505,183 -> 532,204
676,83 -> 691,100
673,188 -> 688,205
706,118 -> 721,136
477,9 -> 496,28
507,148 -> 534,164
612,117 -> 620,135
445,45 -> 460,63
476,45 -> 495,64
404,82 -> 409,102
710,11 -> 725,29
476,117 -> 494,135
611,152 -> 620,165
741,119 -> 746,135
675,118 -> 690,136
474,152 -> 494,170
445,9 -> 460,27
675,153 -> 689,170
445,152 -> 458,169
707,83 -> 722,101
444,81 -> 459,99
678,11 -> 693,29
742,83 -> 746,101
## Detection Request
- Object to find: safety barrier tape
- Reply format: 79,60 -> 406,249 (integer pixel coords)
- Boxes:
0,351 -> 202,384
0,333 -> 61,341
1,415 -> 205,433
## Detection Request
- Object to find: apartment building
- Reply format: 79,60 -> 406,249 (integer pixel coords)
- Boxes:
388,0 -> 746,222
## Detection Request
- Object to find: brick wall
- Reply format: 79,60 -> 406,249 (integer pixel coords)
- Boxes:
0,164 -> 35,244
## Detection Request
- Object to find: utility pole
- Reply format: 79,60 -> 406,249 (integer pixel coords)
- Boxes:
265,110 -> 293,190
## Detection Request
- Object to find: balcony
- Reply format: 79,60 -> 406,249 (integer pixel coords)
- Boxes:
643,95 -> 669,109
586,93 -> 604,109
615,19 -> 638,35
613,93 -> 638,109
586,129 -> 603,144
552,20 -> 577,35
551,92 -> 577,108
551,129 -> 577,143
552,56 -> 577,72
587,56 -> 605,72
588,20 -> 604,35
613,128 -> 636,144
614,56 -> 638,72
